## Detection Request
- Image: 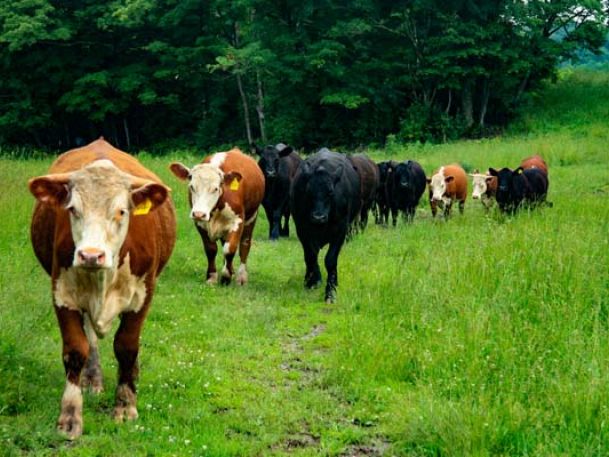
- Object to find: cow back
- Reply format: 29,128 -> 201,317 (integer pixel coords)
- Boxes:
205,148 -> 265,221
520,154 -> 548,175
442,164 -> 468,201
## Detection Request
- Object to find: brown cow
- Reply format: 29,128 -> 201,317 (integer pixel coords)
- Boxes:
28,138 -> 176,439
469,169 -> 497,210
170,148 -> 265,285
520,154 -> 548,175
427,164 -> 467,218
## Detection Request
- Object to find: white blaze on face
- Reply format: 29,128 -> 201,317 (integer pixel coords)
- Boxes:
67,160 -> 132,269
471,174 -> 488,199
189,164 -> 224,221
430,167 -> 448,203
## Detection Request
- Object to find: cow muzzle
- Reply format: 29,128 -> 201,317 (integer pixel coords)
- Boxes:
192,211 -> 210,222
76,248 -> 107,269
310,213 -> 328,224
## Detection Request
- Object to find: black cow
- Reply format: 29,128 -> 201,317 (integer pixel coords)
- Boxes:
254,143 -> 302,239
290,148 -> 361,303
347,154 -> 379,231
488,166 -> 549,213
390,160 -> 427,223
375,160 -> 398,225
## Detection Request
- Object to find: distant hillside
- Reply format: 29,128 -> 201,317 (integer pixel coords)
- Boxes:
509,68 -> 609,136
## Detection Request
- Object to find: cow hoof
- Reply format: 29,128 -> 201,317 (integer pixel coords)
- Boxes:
81,374 -> 103,394
220,275 -> 232,285
114,384 -> 138,422
114,405 -> 139,422
324,291 -> 336,304
206,273 -> 218,285
236,266 -> 248,285
57,410 -> 83,440
305,279 -> 322,289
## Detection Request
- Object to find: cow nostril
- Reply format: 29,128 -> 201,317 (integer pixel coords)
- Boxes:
192,211 -> 206,221
77,249 -> 105,267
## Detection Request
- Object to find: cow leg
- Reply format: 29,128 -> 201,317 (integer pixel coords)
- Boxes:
270,209 -> 281,240
280,207 -> 290,237
405,207 -> 415,223
324,239 -> 344,304
459,200 -> 465,215
220,226 -> 244,285
55,306 -> 88,440
303,243 -> 322,289
443,202 -> 452,218
81,314 -> 103,393
430,199 -> 438,217
113,304 -> 149,423
198,228 -> 218,284
390,206 -> 398,227
236,217 -> 257,285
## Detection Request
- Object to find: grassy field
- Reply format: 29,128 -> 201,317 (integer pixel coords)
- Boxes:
1,70 -> 609,456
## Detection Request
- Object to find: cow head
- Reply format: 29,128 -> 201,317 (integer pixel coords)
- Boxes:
489,167 -> 525,208
170,162 -> 242,222
427,167 -> 453,207
29,160 -> 168,270
302,162 -> 342,224
253,143 -> 293,179
469,171 -> 495,200
395,162 -> 414,189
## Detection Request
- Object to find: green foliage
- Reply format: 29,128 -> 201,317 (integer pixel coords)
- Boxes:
0,0 -> 606,149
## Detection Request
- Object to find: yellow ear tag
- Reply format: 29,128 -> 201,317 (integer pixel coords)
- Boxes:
518,169 -> 523,175
133,198 -> 152,216
230,178 -> 240,191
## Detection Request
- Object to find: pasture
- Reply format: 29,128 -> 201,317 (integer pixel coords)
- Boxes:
1,75 -> 609,455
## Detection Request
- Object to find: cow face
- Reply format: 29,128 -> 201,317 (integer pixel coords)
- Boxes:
489,167 -> 526,208
304,164 -> 342,224
428,168 -> 453,207
254,144 -> 293,179
29,160 -> 168,269
170,162 -> 242,222
470,173 -> 494,199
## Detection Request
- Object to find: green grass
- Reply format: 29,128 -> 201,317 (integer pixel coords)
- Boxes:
1,71 -> 609,456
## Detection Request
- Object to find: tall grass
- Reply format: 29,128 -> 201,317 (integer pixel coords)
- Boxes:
0,70 -> 608,456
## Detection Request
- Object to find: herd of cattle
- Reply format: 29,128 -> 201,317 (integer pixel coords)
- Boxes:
26,138 -> 550,439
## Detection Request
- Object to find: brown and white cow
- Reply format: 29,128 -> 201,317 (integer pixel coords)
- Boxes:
427,164 -> 467,218
469,169 -> 497,210
520,154 -> 548,175
170,148 -> 265,285
28,138 -> 176,439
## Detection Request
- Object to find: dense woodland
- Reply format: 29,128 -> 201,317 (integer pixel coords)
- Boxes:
0,0 -> 607,151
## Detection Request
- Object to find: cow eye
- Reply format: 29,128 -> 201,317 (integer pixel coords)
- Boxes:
67,206 -> 79,217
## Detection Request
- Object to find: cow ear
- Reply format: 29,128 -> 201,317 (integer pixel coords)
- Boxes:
472,168 -> 479,174
131,183 -> 168,213
514,167 -> 524,175
488,168 -> 498,177
28,174 -> 71,206
278,146 -> 293,157
169,162 -> 191,181
224,171 -> 243,191
485,176 -> 495,183
445,176 -> 455,183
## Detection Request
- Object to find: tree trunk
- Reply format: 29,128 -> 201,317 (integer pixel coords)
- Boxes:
255,70 -> 267,143
123,117 -> 131,149
513,70 -> 531,105
445,89 -> 452,115
461,81 -> 474,128
236,73 -> 253,146
479,80 -> 490,128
